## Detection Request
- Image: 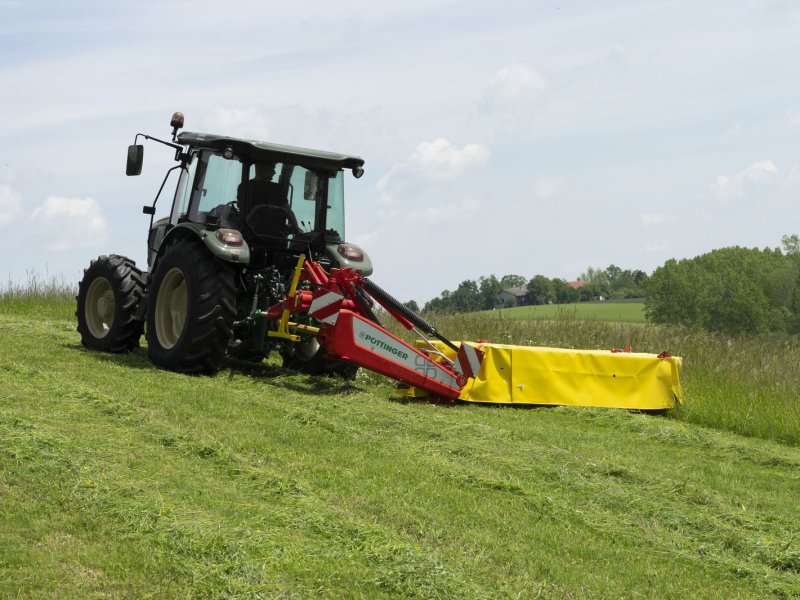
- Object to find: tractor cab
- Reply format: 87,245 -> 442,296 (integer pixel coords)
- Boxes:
129,117 -> 371,278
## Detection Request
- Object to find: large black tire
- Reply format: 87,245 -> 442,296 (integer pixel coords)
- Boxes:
281,337 -> 359,380
146,238 -> 236,374
76,255 -> 145,352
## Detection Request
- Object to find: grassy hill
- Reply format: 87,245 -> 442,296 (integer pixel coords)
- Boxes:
489,300 -> 646,323
2,293 -> 800,598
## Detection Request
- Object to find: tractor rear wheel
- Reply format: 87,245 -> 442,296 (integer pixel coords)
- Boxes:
76,255 -> 144,352
146,238 -> 236,373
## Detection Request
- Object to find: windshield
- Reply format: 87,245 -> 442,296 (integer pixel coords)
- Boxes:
183,151 -> 345,242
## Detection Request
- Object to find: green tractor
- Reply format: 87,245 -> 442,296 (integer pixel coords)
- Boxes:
76,112 -> 372,377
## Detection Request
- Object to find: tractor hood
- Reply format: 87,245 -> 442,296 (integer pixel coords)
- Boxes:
176,131 -> 365,173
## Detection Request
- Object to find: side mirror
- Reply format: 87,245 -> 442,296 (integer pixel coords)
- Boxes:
126,144 -> 143,176
303,171 -> 319,200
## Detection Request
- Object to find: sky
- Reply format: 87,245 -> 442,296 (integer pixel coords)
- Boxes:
1,0 -> 799,305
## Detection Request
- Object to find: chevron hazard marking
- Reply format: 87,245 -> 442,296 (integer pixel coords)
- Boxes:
455,344 -> 484,379
309,291 -> 344,325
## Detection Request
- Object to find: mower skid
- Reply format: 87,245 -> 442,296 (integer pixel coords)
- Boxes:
415,341 -> 683,410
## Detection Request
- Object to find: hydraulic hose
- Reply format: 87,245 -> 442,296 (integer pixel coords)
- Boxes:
360,278 -> 459,353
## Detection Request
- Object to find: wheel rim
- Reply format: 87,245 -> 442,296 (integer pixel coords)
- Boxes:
85,277 -> 115,338
155,267 -> 188,349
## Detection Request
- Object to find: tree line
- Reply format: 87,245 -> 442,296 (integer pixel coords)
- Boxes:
418,266 -> 648,314
413,234 -> 800,336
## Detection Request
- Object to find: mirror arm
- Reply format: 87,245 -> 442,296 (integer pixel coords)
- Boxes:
134,133 -> 186,162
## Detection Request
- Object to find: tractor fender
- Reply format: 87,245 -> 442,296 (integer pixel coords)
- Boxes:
156,223 -> 250,267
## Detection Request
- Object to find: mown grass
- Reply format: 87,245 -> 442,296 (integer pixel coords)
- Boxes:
2,301 -> 800,598
490,301 -> 646,323
3,282 -> 800,596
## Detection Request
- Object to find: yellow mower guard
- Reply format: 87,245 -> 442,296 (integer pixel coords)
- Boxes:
414,341 -> 683,410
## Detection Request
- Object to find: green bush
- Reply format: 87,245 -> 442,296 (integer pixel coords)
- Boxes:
644,246 -> 800,335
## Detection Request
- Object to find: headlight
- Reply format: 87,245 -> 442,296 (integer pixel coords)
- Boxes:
216,228 -> 243,246
337,243 -> 364,262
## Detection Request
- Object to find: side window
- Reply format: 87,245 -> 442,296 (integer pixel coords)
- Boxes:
325,171 -> 345,238
289,167 -> 318,232
172,154 -> 198,222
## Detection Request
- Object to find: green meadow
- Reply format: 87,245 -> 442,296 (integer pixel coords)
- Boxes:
1,286 -> 799,598
490,300 -> 646,323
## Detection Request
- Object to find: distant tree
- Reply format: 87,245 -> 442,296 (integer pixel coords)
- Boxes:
478,275 -> 503,310
527,275 -> 555,305
449,279 -> 481,313
632,269 -> 648,286
423,290 -> 451,313
579,283 -> 602,302
782,233 -> 800,255
500,274 -> 527,288
579,266 -> 610,298
605,264 -> 623,286
580,266 -> 609,287
403,300 -> 420,313
553,279 -> 580,303
645,245 -> 799,335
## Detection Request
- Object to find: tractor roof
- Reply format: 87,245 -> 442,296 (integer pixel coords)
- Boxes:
177,131 -> 365,172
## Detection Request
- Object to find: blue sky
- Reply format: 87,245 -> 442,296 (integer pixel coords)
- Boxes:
1,0 -> 799,304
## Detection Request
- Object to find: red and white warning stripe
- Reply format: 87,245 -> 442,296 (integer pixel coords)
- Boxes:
454,343 -> 484,379
309,291 -> 344,325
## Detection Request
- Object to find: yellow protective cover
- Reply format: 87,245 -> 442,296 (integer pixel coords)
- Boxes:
416,341 -> 683,410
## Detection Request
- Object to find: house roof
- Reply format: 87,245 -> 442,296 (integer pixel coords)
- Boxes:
500,286 -> 528,297
567,280 -> 588,289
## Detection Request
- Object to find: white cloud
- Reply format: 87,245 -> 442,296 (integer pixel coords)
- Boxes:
351,231 -> 379,248
711,160 -> 778,202
476,62 -> 550,133
404,198 -> 483,225
787,110 -> 800,127
0,184 -> 22,228
376,138 -> 490,204
644,241 -> 671,252
641,212 -> 679,226
724,123 -> 743,138
29,197 -> 108,250
533,178 -> 565,198
406,139 -> 490,183
607,44 -> 651,69
202,106 -> 271,140
484,63 -> 549,106
751,0 -> 800,18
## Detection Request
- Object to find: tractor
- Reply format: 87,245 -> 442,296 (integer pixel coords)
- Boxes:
76,112 -> 683,411
77,112 -> 371,377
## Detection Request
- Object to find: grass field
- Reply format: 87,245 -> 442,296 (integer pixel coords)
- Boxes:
2,289 -> 800,598
490,301 -> 646,323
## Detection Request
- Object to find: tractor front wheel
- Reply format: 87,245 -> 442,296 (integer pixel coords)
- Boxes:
146,238 -> 236,373
76,255 -> 145,352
